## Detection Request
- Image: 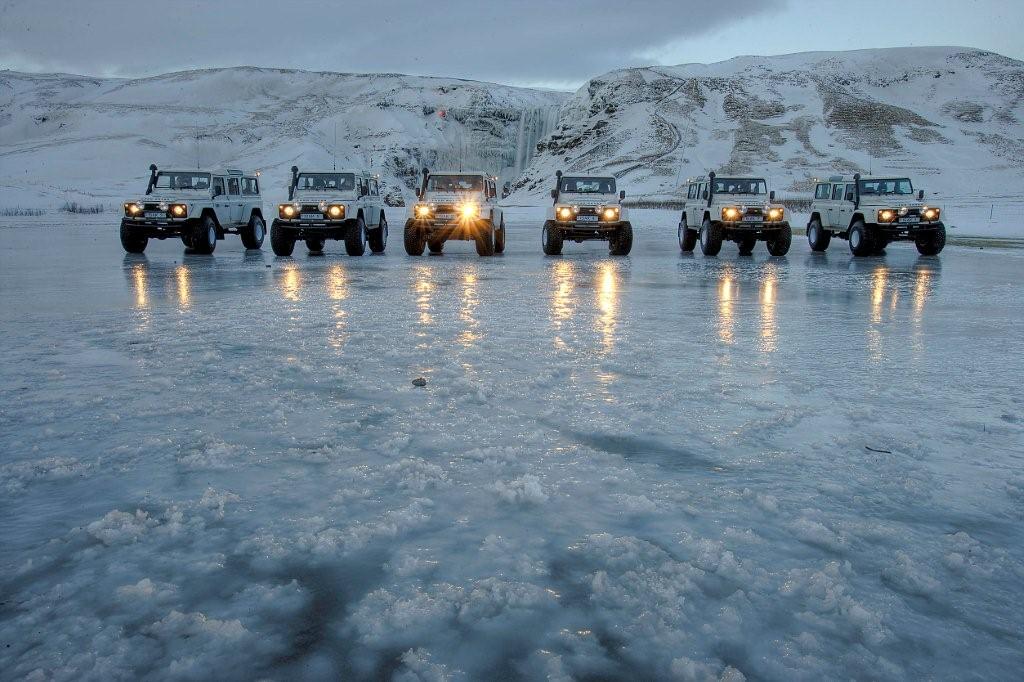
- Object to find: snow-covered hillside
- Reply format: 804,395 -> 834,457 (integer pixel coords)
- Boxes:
515,47 -> 1024,235
0,67 -> 564,207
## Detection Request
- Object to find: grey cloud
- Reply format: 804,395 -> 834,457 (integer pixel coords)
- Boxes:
0,0 -> 784,85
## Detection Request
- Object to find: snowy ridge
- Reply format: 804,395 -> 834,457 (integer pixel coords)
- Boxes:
0,67 -> 565,207
513,47 -> 1024,235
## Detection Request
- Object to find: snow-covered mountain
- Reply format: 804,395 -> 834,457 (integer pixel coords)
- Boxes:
0,67 -> 565,207
514,47 -> 1024,233
1,48 -> 1022,235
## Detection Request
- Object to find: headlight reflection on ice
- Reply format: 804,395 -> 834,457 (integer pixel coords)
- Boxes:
717,269 -> 735,346
175,265 -> 191,309
596,262 -> 619,355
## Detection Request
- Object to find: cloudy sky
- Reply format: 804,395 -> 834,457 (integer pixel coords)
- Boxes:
0,0 -> 1020,89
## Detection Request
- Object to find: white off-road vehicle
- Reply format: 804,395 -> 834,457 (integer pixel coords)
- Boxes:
120,165 -> 265,254
807,174 -> 946,256
678,172 -> 791,256
542,171 -> 632,256
270,167 -> 387,256
405,169 -> 505,256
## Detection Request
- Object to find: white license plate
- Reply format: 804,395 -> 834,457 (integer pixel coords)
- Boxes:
300,213 -> 323,220
899,216 -> 918,224
434,213 -> 455,220
577,215 -> 599,223
144,211 -> 165,219
742,216 -> 763,222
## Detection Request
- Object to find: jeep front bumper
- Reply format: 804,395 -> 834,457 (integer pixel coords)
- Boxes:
120,217 -> 190,237
872,221 -> 944,240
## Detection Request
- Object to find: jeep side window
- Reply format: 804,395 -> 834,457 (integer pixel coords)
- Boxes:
831,184 -> 844,201
845,184 -> 855,201
228,178 -> 240,196
213,177 -> 225,197
371,179 -> 379,196
687,184 -> 696,200
815,183 -> 830,200
242,178 -> 258,195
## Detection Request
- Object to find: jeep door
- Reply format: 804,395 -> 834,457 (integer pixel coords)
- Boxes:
242,177 -> 260,222
826,183 -> 845,229
212,176 -> 230,224
368,177 -> 382,226
838,183 -> 856,229
227,177 -> 243,224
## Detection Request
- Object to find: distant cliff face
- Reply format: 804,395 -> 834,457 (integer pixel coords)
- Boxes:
0,67 -> 565,206
513,47 -> 1024,205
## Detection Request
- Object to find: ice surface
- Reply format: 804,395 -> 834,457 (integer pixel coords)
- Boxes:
1,211 -> 1023,680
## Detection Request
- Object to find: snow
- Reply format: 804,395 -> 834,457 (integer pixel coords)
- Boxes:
1,210 -> 1023,680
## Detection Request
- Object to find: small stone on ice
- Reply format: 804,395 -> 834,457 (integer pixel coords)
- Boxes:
412,377 -> 427,387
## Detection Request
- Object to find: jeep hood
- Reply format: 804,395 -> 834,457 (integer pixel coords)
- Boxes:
559,192 -> 618,206
293,191 -> 357,203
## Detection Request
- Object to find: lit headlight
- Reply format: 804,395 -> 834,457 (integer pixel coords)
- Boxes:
922,207 -> 940,221
878,209 -> 896,223
279,204 -> 297,219
170,204 -> 187,217
557,206 -> 573,221
601,206 -> 620,221
722,207 -> 741,221
327,204 -> 344,218
124,202 -> 143,216
768,207 -> 784,221
459,203 -> 478,219
415,204 -> 432,218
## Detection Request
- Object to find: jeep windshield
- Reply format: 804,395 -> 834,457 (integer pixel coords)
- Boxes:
859,178 -> 914,195
426,175 -> 484,192
714,178 -> 766,195
154,172 -> 211,191
560,177 -> 616,194
296,173 -> 355,192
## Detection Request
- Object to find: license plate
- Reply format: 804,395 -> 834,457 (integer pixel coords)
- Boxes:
899,216 -> 918,224
434,213 -> 454,220
300,213 -> 323,220
577,215 -> 599,223
742,215 -> 763,222
144,211 -> 166,219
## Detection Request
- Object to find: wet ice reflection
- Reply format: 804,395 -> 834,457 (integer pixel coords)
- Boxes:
595,262 -> 619,355
760,266 -> 777,353
458,266 -> 481,347
130,262 -> 148,309
717,267 -> 735,345
327,264 -> 348,351
278,263 -> 302,302
549,260 -> 575,350
175,265 -> 191,310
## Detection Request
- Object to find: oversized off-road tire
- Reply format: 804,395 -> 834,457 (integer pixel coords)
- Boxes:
181,233 -> 194,249
737,236 -> 757,255
542,221 -> 563,256
475,221 -> 496,257
404,221 -> 426,256
240,214 -> 265,250
848,220 -> 874,257
766,225 -> 792,256
494,220 -> 506,254
807,218 -> 831,252
699,218 -> 723,256
609,222 -> 633,256
270,220 -> 295,256
192,214 -> 218,255
915,225 -> 946,256
345,216 -> 367,256
678,214 -> 697,252
306,238 -> 326,253
427,236 -> 444,254
119,221 -> 148,253
368,214 -> 388,254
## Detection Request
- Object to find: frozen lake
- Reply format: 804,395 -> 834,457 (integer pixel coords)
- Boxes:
2,210 -> 1023,680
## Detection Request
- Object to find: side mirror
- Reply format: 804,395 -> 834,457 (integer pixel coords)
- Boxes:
769,190 -> 776,202
619,190 -> 626,200
702,190 -> 709,200
550,189 -> 558,199
918,189 -> 924,200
